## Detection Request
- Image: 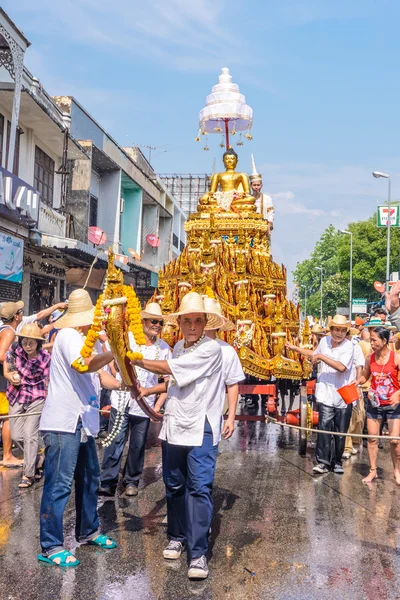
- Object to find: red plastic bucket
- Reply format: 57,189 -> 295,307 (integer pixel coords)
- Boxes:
337,383 -> 359,404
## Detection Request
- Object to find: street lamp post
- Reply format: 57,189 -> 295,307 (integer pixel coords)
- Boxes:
315,267 -> 324,323
373,171 -> 391,291
340,230 -> 353,319
300,284 -> 307,321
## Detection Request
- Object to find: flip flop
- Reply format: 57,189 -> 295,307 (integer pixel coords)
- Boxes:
2,462 -> 23,469
87,534 -> 117,549
38,549 -> 80,568
18,476 -> 34,488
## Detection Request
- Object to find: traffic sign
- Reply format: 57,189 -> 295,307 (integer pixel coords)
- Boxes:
352,298 -> 367,313
377,205 -> 400,227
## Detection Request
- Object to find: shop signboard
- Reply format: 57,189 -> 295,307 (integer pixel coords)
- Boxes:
377,206 -> 400,227
0,166 -> 40,225
0,233 -> 23,283
352,298 -> 367,314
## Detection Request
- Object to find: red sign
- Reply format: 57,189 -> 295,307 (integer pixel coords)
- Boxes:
88,226 -> 107,246
146,234 -> 160,247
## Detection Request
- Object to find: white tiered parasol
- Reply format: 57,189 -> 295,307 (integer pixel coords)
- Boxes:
198,67 -> 253,149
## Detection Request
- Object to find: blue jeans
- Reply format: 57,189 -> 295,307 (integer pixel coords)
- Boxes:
40,422 -> 100,555
162,420 -> 218,559
100,407 -> 150,491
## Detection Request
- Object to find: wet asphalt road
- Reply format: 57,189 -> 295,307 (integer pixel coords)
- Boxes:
1,402 -> 400,600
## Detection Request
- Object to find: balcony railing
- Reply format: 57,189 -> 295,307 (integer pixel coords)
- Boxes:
38,203 -> 66,237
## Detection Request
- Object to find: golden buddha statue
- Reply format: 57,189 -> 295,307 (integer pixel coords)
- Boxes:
199,148 -> 257,214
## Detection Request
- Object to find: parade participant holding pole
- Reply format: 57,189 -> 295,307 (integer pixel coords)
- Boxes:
38,289 -> 116,568
203,296 -> 245,439
99,302 -> 171,497
131,292 -> 225,579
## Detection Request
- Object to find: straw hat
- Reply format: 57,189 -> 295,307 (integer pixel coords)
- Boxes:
311,324 -> 327,336
54,289 -> 95,329
140,302 -> 164,320
349,327 -> 360,337
364,317 -> 384,329
17,323 -> 45,341
329,314 -> 350,330
202,297 -> 235,331
165,292 -> 226,329
0,301 -> 24,321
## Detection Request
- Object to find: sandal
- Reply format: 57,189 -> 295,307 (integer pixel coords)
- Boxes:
18,476 -> 34,488
38,549 -> 80,568
35,467 -> 44,481
87,534 -> 117,549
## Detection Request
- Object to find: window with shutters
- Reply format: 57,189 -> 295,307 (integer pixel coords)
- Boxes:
34,146 -> 55,206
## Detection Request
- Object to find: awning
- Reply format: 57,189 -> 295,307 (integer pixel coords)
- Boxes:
40,234 -> 130,272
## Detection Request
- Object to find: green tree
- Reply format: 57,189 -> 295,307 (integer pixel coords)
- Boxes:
293,209 -> 400,319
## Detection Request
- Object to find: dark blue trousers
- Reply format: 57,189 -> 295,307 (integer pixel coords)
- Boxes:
100,407 -> 150,491
162,420 -> 218,559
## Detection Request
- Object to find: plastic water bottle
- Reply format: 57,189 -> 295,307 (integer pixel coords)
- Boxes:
89,395 -> 99,409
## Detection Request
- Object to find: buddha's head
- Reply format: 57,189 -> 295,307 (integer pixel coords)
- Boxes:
223,147 -> 238,170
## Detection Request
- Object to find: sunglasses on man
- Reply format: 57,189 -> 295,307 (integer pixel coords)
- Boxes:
150,319 -> 164,326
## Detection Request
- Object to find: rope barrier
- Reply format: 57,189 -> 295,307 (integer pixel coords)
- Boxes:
265,415 -> 400,441
0,408 -> 111,421
2,408 -> 399,442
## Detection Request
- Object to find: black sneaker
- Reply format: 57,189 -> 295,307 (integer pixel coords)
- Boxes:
312,463 -> 329,474
163,540 -> 184,559
188,555 -> 209,579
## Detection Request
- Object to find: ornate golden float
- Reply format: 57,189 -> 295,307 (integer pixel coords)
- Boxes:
152,145 -> 311,381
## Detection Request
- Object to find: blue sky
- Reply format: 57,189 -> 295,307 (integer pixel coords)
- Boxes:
5,0 -> 400,289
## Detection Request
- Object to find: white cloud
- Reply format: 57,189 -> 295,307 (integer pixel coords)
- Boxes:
272,191 -> 325,217
8,0 -> 246,71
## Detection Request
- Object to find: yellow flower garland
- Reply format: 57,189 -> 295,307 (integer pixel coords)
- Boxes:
72,284 -> 147,373
123,285 -> 147,347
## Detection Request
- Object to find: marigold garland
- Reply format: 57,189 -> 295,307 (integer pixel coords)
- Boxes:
123,285 -> 147,347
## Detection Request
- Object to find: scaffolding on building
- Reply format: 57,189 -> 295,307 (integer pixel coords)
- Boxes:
159,174 -> 210,217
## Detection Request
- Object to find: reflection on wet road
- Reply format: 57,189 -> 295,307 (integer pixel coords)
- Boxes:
1,402 -> 400,600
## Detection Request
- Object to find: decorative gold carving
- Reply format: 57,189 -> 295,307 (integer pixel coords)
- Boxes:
156,149 -> 304,379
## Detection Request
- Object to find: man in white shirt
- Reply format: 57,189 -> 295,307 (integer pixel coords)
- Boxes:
131,292 -> 225,580
312,316 -> 354,474
38,289 -> 116,568
203,297 -> 245,439
286,314 -> 354,474
249,155 -> 274,233
99,303 -> 171,497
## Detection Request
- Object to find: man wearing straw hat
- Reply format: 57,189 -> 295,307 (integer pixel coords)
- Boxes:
287,314 -> 354,474
38,289 -> 117,568
131,291 -> 224,579
99,302 -> 171,497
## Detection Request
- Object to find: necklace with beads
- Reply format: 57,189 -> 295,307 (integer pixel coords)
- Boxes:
102,338 -> 161,446
176,334 -> 205,358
